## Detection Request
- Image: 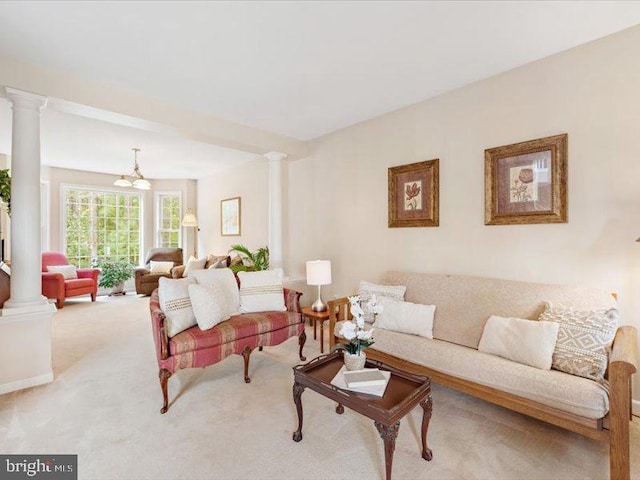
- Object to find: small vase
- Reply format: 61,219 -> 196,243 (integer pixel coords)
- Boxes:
344,351 -> 367,371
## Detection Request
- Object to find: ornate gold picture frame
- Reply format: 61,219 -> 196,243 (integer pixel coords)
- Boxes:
388,159 -> 439,228
485,134 -> 567,225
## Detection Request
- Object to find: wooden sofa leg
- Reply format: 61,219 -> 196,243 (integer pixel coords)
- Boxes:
298,330 -> 307,361
56,299 -> 64,309
242,346 -> 252,384
258,346 -> 263,352
91,293 -> 96,302
159,369 -> 172,414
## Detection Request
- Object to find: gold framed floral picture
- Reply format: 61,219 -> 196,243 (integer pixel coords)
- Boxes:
221,196 -> 241,236
388,159 -> 439,228
485,134 -> 567,225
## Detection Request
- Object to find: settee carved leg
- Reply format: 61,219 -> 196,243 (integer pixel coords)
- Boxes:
420,395 -> 433,461
242,346 -> 252,383
259,346 -> 263,352
159,369 -> 172,414
298,330 -> 307,361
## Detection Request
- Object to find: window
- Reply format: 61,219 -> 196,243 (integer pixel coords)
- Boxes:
63,186 -> 142,268
155,192 -> 182,248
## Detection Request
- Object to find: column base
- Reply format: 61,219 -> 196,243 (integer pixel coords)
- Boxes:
3,296 -> 53,316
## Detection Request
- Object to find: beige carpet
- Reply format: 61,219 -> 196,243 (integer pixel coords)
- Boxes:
0,294 -> 638,480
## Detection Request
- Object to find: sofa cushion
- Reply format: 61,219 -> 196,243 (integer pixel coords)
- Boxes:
64,278 -> 94,291
190,268 -> 240,315
169,311 -> 301,355
539,302 -> 619,381
48,265 -> 78,280
238,269 -> 286,313
159,277 -> 196,338
372,328 -> 609,419
478,315 -> 559,370
380,271 -> 617,349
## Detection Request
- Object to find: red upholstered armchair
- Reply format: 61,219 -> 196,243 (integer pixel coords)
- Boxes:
41,252 -> 100,309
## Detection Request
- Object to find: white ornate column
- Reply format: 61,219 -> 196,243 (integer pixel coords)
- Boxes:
3,88 -> 49,311
0,87 -> 55,395
265,151 -> 287,270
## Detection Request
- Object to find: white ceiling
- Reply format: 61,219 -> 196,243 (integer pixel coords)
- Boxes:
0,2 -> 639,142
0,98 -> 258,179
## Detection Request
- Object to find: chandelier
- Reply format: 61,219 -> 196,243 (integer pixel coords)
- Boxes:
113,148 -> 151,190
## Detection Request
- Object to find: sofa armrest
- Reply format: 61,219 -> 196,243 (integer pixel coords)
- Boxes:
328,297 -> 351,350
150,289 -> 169,361
135,266 -> 150,276
609,326 -> 638,374
283,288 -> 302,314
171,265 -> 186,279
77,268 -> 100,283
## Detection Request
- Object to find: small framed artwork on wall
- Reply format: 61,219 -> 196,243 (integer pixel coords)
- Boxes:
485,134 -> 567,225
388,159 -> 439,228
221,196 -> 241,236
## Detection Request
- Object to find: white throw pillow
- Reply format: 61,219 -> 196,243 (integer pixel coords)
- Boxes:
358,281 -> 407,323
47,265 -> 78,280
374,298 -> 435,339
190,268 -> 240,316
158,277 -> 196,337
188,283 -> 230,330
478,315 -> 559,370
150,260 -> 174,275
183,256 -> 207,277
237,268 -> 286,313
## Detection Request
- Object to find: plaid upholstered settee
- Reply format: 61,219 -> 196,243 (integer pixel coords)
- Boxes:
150,287 -> 306,413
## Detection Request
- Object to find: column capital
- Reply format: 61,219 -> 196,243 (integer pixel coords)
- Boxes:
5,87 -> 47,111
264,151 -> 287,163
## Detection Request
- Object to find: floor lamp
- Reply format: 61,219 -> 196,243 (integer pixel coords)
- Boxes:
181,209 -> 199,258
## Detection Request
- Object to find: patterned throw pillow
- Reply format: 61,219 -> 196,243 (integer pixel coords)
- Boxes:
358,281 -> 407,323
538,302 -> 618,381
205,254 -> 231,269
237,269 -> 286,313
188,283 -> 229,330
158,277 -> 196,337
150,261 -> 174,275
47,265 -> 78,280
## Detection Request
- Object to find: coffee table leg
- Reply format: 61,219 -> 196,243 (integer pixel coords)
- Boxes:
335,403 -> 344,414
292,383 -> 305,442
420,395 -> 433,461
375,421 -> 400,480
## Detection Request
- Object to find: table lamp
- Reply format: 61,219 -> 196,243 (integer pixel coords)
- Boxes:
306,260 -> 332,312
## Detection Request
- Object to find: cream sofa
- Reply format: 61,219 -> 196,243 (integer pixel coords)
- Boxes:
329,271 -> 638,480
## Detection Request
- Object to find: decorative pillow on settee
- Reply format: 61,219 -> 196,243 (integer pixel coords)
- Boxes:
237,268 -> 286,313
358,281 -> 406,323
539,302 -> 618,381
158,277 -> 196,337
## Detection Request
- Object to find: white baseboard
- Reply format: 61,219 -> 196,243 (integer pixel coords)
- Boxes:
0,372 -> 53,395
633,399 -> 640,418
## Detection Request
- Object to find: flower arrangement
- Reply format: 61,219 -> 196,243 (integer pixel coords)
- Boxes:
337,294 -> 383,356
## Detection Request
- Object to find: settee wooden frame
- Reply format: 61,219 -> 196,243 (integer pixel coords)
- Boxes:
328,297 -> 638,480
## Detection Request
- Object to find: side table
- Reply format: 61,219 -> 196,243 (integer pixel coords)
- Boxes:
301,307 -> 331,353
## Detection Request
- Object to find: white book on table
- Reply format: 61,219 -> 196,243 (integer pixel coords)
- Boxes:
330,366 -> 391,397
343,368 -> 387,388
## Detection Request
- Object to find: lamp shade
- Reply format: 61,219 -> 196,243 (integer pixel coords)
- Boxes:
182,209 -> 199,227
114,175 -> 132,187
306,260 -> 332,286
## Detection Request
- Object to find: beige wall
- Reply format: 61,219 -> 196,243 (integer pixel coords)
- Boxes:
288,26 -> 640,399
42,166 -> 196,265
197,158 -> 270,258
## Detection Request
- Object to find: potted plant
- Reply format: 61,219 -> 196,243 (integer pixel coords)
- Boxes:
228,244 -> 269,273
98,260 -> 134,296
333,295 -> 383,370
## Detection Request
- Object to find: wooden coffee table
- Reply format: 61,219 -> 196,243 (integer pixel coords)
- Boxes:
292,352 -> 433,480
